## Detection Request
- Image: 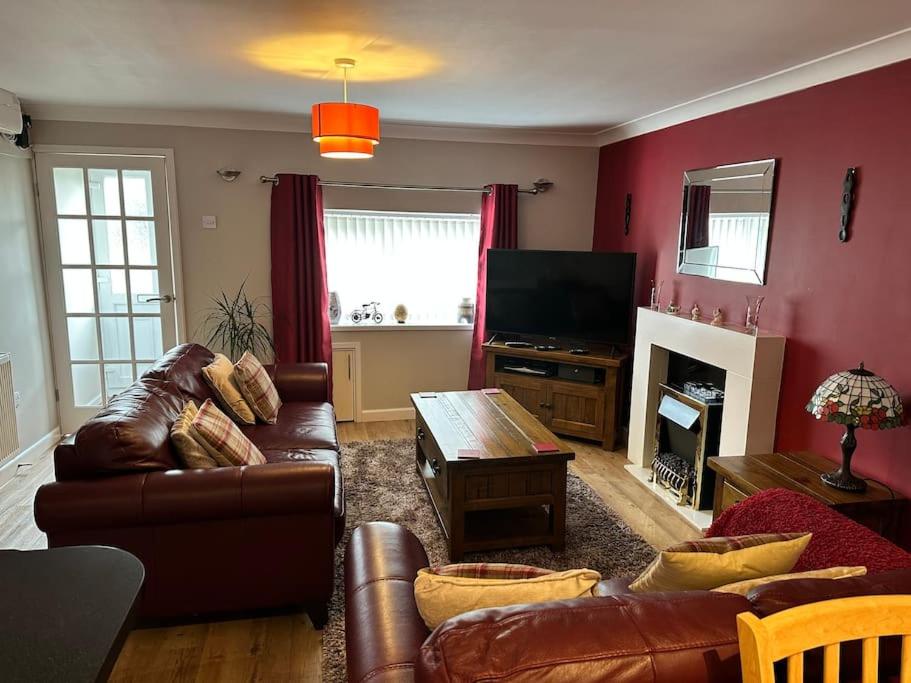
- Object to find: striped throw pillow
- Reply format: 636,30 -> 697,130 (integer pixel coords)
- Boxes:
170,401 -> 219,469
234,352 -> 282,424
191,399 -> 266,467
428,563 -> 554,580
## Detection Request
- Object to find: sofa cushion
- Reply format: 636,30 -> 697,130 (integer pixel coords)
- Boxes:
62,378 -> 185,480
706,488 -> 911,574
142,343 -> 217,404
241,402 -> 339,452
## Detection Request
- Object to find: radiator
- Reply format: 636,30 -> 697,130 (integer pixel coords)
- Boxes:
0,353 -> 20,466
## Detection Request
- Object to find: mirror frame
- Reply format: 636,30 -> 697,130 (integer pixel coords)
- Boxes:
676,158 -> 777,286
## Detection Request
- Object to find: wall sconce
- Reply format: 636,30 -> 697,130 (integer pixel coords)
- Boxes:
217,168 -> 242,182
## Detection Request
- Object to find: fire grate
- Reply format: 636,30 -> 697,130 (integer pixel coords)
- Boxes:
650,451 -> 695,506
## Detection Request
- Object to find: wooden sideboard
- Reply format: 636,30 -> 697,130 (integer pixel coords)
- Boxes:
483,342 -> 628,450
708,451 -> 905,545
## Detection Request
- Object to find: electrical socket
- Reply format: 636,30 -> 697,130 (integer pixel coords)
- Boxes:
14,391 -> 21,408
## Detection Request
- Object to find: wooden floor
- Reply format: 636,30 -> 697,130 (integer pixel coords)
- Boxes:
0,419 -> 694,682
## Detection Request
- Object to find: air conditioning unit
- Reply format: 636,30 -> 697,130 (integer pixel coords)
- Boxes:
0,88 -> 23,136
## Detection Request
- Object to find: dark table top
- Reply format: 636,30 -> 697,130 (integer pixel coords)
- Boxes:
0,545 -> 144,683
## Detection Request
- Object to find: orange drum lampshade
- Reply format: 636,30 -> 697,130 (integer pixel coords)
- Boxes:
311,102 -> 380,159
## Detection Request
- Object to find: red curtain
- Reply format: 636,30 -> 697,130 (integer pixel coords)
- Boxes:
270,174 -> 333,390
684,184 -> 712,249
467,184 -> 518,389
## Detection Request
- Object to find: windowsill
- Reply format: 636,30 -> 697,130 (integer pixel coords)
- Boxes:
331,323 -> 474,332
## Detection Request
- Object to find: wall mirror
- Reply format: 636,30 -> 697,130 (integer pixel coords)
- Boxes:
677,158 -> 776,285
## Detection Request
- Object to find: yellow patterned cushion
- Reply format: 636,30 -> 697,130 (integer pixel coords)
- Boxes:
712,565 -> 867,596
190,399 -> 266,467
234,351 -> 282,424
170,401 -> 218,469
414,564 -> 601,629
629,532 -> 812,593
201,353 -> 256,425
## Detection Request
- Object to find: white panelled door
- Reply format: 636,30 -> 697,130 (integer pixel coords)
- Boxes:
35,151 -> 182,433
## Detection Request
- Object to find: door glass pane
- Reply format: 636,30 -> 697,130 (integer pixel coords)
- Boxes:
88,169 -> 121,216
96,269 -> 128,313
92,220 -> 125,264
130,270 -> 160,313
103,363 -> 134,400
72,364 -> 102,406
100,317 -> 132,360
126,220 -> 157,265
58,219 -> 91,264
122,170 -> 153,216
133,317 -> 163,359
67,318 -> 99,360
53,168 -> 86,215
63,269 -> 95,313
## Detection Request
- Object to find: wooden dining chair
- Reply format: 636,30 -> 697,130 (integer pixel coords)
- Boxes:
737,595 -> 911,683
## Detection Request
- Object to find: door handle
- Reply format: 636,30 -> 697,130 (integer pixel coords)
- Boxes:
140,294 -> 175,304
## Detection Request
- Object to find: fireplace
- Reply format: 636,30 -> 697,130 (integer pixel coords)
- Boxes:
650,381 -> 723,510
626,307 -> 785,529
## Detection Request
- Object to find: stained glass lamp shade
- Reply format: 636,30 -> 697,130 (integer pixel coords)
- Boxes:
806,362 -> 904,492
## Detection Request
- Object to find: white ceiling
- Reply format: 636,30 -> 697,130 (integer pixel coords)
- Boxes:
3,0 -> 911,136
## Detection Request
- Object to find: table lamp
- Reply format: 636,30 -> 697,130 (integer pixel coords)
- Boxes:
806,362 -> 903,492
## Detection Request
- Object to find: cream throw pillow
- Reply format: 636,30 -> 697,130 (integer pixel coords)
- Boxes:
629,532 -> 812,593
202,353 -> 256,425
234,351 -> 282,424
170,401 -> 219,469
712,565 -> 867,596
414,564 -> 601,629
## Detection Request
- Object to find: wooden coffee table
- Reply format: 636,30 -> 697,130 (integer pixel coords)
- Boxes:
411,390 -> 575,561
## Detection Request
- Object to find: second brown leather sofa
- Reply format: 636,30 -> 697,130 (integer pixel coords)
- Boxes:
35,343 -> 343,626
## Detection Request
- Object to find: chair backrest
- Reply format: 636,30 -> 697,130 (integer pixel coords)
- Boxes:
737,595 -> 911,683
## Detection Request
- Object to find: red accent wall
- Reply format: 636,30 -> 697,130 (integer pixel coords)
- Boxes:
593,58 -> 911,494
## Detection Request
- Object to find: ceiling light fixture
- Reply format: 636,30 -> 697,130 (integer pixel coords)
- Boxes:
312,58 -> 380,159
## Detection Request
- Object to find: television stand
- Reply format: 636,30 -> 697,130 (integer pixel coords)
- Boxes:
482,341 -> 629,450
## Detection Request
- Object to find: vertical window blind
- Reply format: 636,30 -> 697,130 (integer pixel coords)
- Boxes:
324,209 -> 481,325
707,212 -> 769,283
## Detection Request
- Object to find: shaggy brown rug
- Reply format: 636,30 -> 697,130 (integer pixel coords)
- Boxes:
321,438 -> 657,681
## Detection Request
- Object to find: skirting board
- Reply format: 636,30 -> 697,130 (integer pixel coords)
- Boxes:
360,407 -> 416,422
0,427 -> 61,492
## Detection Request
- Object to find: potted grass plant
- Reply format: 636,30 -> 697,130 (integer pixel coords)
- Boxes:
202,281 -> 274,362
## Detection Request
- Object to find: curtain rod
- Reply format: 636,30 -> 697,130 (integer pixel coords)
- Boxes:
258,176 -> 553,195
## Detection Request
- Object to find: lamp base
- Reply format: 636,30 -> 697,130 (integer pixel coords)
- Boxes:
820,469 -> 867,492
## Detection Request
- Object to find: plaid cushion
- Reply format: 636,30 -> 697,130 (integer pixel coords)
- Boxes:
428,563 -> 554,580
191,399 -> 266,467
234,352 -> 282,424
667,533 -> 807,555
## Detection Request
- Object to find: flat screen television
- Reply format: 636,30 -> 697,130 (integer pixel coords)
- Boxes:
485,249 -> 637,345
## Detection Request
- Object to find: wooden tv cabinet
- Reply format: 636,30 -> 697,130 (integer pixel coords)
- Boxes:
483,342 -> 629,450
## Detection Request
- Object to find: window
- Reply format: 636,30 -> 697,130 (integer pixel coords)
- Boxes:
324,209 -> 481,325
705,212 -> 770,284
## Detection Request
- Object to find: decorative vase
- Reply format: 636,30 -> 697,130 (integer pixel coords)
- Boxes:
745,295 -> 765,333
649,280 -> 664,310
394,304 -> 408,324
328,291 -> 341,325
457,297 -> 475,324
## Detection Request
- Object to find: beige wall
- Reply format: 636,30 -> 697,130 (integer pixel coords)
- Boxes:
0,147 -> 57,456
32,120 -> 598,411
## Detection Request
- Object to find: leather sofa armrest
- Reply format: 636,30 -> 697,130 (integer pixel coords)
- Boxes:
345,522 -> 430,683
35,461 -> 335,532
416,591 -> 752,683
269,362 -> 330,403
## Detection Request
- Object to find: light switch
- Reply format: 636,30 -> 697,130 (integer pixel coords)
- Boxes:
202,215 -> 217,230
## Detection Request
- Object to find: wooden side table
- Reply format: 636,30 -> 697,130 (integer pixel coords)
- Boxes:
707,451 -> 905,545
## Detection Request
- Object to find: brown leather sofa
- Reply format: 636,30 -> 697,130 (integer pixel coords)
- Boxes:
34,343 -> 342,626
345,497 -> 911,682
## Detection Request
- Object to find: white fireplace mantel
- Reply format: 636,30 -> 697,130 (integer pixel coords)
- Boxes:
626,307 -> 786,529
